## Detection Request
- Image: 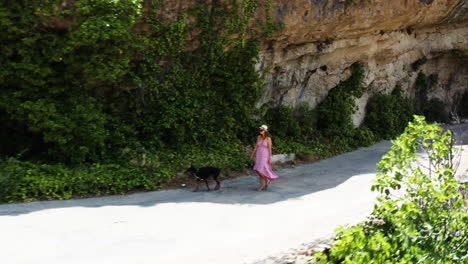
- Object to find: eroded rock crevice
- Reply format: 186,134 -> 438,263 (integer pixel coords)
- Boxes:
257,0 -> 467,122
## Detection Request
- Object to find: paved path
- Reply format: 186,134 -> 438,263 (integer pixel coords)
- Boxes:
1,127 -> 467,264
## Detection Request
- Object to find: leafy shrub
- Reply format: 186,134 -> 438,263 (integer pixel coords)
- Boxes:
415,72 -> 438,112
411,57 -> 427,71
0,0 -> 278,202
458,90 -> 468,118
0,1 -> 414,202
414,72 -> 449,123
259,102 -> 331,157
0,0 -> 266,166
364,87 -> 416,140
313,116 -> 468,263
423,98 -> 450,123
0,158 -> 159,203
264,106 -> 301,141
294,103 -> 318,139
0,141 -> 258,203
313,62 -> 375,151
262,63 -> 376,156
272,137 -> 326,157
352,127 -> 376,147
317,62 -> 365,139
0,95 -> 109,163
452,49 -> 468,59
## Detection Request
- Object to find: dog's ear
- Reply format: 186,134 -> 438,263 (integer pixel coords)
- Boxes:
185,166 -> 194,174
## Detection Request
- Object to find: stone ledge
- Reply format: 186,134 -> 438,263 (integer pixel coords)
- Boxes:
251,235 -> 334,264
272,153 -> 296,164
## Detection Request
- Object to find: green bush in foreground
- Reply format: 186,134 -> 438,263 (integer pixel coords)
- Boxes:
313,116 -> 468,263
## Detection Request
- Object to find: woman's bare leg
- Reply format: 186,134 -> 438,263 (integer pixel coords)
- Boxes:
255,170 -> 267,191
258,177 -> 266,191
264,178 -> 271,190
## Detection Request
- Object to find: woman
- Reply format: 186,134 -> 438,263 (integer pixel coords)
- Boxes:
250,124 -> 279,191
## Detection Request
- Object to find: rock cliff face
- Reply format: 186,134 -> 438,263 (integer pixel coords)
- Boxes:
55,0 -> 468,124
255,0 -> 468,125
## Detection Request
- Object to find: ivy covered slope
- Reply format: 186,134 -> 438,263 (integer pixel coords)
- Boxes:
0,0 -> 460,203
0,0 -> 265,202
0,0 -> 292,202
0,0 -> 266,162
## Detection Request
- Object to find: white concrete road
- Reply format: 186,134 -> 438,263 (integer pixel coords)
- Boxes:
1,126 -> 467,264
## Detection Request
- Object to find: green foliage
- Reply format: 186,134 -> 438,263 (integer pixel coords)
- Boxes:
352,127 -> 376,147
459,90 -> 468,118
2,95 -> 109,163
157,145 -> 252,173
0,0 -> 266,163
243,0 -> 258,22
294,103 -> 318,139
423,98 -> 450,123
317,62 -> 365,139
452,49 -> 468,59
69,0 -> 143,82
124,2 -> 264,150
262,0 -> 285,37
0,1 -> 417,203
273,137 -> 328,160
0,143 -> 253,203
313,116 -> 468,263
364,87 -> 416,140
259,104 -> 336,159
415,72 -> 438,112
413,72 -> 449,123
0,0 -> 143,163
0,0 -> 283,202
0,158 -> 159,203
255,103 -> 330,157
259,63 -> 378,155
264,106 -> 301,141
344,0 -> 353,8
411,57 -> 428,71
314,62 -> 376,149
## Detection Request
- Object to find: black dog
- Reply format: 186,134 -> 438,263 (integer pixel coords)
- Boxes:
185,166 -> 221,192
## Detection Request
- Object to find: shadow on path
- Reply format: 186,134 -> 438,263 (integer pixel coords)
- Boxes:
443,123 -> 468,146
2,122 -> 467,217
0,141 -> 393,217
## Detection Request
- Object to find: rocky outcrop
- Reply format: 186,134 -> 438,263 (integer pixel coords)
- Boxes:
252,236 -> 333,264
51,0 -> 468,124
256,0 -> 468,125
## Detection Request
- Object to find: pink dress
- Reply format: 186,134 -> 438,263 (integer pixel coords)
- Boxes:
254,138 -> 280,181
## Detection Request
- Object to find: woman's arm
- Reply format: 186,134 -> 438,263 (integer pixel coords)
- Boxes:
268,137 -> 272,164
250,137 -> 259,160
